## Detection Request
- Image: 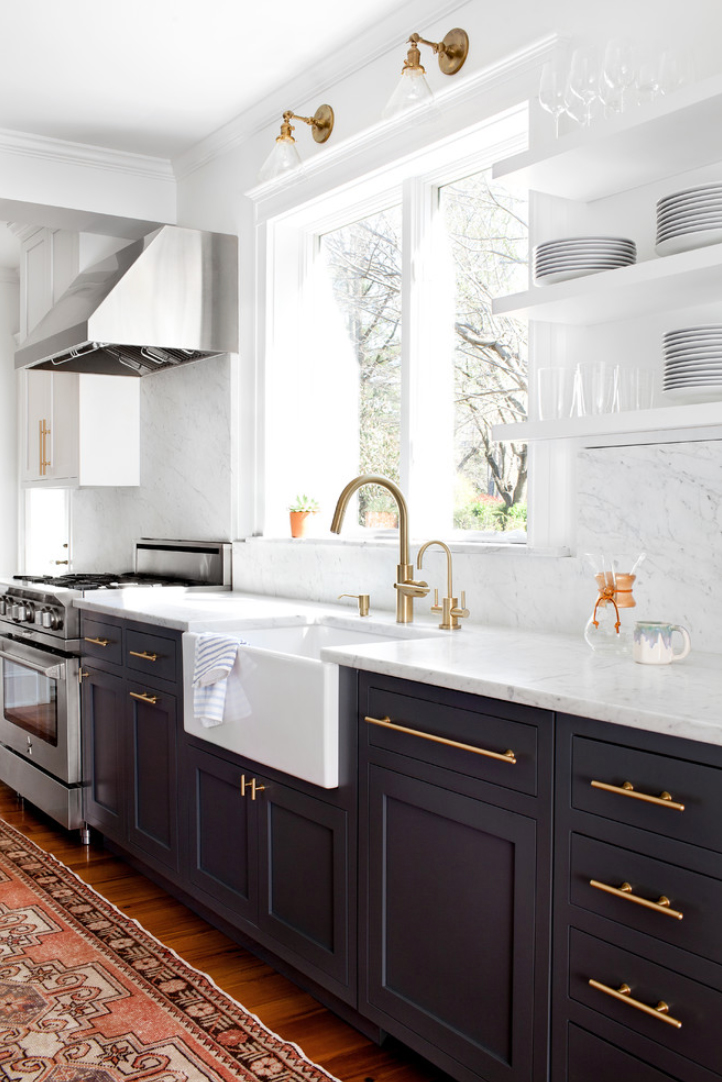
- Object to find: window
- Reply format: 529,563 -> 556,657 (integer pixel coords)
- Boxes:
260,110 -> 528,543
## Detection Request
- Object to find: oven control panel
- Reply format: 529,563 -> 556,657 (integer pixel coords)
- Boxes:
0,592 -> 64,632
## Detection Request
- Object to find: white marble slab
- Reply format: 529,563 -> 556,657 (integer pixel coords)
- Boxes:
76,591 -> 722,749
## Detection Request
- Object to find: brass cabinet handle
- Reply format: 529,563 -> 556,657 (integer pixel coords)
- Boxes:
364,715 -> 516,764
39,419 -> 43,475
129,691 -> 159,706
591,779 -> 685,811
590,879 -> 684,921
39,419 -> 51,475
129,650 -> 159,662
240,775 -> 265,800
588,979 -> 682,1029
84,636 -> 111,647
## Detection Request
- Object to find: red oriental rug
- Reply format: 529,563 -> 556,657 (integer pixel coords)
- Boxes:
0,817 -> 339,1082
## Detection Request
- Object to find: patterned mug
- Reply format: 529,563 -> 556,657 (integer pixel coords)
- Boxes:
633,621 -> 691,665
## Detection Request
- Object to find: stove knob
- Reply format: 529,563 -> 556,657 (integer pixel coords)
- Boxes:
10,603 -> 23,620
0,597 -> 6,615
41,609 -> 53,628
34,608 -> 44,625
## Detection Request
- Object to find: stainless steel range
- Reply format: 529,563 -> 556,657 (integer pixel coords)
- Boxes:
0,539 -> 231,836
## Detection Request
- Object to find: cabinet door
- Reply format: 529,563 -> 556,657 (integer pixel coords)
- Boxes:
126,679 -> 179,873
257,780 -> 353,1000
81,664 -> 126,841
21,371 -> 52,482
363,764 -> 537,1082
183,744 -> 258,925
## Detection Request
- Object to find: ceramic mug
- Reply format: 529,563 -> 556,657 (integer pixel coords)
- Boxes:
633,621 -> 691,665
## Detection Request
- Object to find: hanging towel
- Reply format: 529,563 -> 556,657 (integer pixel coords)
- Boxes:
193,633 -> 253,728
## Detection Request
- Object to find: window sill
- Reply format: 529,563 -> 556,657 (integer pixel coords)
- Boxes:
239,535 -> 570,558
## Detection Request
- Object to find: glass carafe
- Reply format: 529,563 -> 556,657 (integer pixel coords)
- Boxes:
583,553 -> 644,656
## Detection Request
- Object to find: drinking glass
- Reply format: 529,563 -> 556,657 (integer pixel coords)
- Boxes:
635,45 -> 661,104
537,367 -> 574,420
538,60 -> 568,138
568,45 -> 601,127
574,361 -> 616,415
602,38 -> 636,113
659,47 -> 694,94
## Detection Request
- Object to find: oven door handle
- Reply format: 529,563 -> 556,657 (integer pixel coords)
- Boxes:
0,648 -> 66,680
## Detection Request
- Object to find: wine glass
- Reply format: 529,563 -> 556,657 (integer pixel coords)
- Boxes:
538,60 -> 568,138
602,38 -> 636,113
659,47 -> 694,94
568,45 -> 601,127
635,45 -> 661,105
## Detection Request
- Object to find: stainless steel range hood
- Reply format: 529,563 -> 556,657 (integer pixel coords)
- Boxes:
15,225 -> 238,377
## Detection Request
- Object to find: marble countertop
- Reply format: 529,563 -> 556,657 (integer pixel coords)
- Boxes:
76,590 -> 722,749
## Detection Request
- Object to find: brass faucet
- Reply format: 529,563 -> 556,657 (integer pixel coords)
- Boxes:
417,539 -> 469,630
330,474 -> 429,623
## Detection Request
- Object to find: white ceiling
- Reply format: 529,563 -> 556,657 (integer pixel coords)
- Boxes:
1,0 -> 406,159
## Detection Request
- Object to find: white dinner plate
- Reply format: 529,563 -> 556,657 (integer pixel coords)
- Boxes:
534,244 -> 635,256
657,183 -> 722,205
664,325 -> 722,338
534,266 -> 621,285
663,346 -> 722,358
656,230 -> 722,255
656,210 -> 722,230
662,386 -> 722,401
534,258 -> 633,270
656,217 -> 722,237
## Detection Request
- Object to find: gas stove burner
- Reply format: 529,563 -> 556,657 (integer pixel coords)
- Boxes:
13,572 -> 198,590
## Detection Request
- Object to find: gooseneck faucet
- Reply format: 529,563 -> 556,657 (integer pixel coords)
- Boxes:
417,538 -> 470,630
330,474 -> 429,623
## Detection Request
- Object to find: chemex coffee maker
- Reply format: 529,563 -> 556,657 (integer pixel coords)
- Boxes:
583,552 -> 646,655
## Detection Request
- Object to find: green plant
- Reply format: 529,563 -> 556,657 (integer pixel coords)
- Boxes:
288,494 -> 319,513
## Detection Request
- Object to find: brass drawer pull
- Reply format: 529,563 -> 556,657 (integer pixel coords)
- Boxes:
588,979 -> 682,1029
129,691 -> 159,706
591,779 -> 685,811
129,650 -> 159,662
240,775 -> 265,800
84,636 -> 111,647
365,715 -> 516,764
590,879 -> 684,921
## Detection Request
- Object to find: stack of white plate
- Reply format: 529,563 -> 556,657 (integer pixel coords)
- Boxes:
656,184 -> 722,256
663,325 -> 722,400
533,236 -> 636,285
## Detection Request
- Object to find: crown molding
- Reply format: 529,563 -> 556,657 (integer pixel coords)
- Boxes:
246,34 -> 559,223
172,0 -> 469,180
0,127 -> 173,182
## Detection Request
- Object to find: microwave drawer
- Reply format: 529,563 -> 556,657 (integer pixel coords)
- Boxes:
126,628 -> 177,683
81,617 -> 122,666
570,833 -> 722,966
569,927 -> 722,1076
571,735 -> 722,855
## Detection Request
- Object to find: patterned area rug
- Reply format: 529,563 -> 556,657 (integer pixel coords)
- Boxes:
0,818 -> 339,1082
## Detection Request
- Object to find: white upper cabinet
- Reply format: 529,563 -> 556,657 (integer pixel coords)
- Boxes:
491,74 -> 722,445
18,227 -> 140,488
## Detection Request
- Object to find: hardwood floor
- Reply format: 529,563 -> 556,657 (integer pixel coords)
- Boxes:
0,784 -> 442,1082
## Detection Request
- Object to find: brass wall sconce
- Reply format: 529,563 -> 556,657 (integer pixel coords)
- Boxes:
383,28 -> 469,118
257,104 -> 335,183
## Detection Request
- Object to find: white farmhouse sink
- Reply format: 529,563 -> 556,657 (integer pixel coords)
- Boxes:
182,618 -> 438,788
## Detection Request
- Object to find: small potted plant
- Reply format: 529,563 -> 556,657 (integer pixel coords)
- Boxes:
288,494 -> 320,538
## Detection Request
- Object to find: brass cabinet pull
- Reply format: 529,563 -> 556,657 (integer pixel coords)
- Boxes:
591,779 -> 685,811
129,691 -> 159,706
588,979 -> 682,1029
84,636 -> 111,647
39,419 -> 51,475
39,420 -> 43,475
590,879 -> 684,921
241,775 -> 265,800
129,650 -> 159,662
364,715 -> 516,764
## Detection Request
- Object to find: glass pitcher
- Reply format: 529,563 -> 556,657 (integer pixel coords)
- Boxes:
583,553 -> 645,655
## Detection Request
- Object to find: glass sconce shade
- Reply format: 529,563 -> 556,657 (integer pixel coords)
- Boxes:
257,134 -> 302,183
383,65 -> 434,119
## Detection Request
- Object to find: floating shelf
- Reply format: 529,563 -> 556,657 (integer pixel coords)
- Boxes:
492,401 -> 722,443
493,243 -> 722,325
493,74 -> 722,201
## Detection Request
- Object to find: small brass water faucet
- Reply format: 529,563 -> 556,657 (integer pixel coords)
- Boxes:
417,539 -> 469,630
330,474 -> 428,623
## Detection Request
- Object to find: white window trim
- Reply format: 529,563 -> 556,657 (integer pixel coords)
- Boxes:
244,35 -> 564,550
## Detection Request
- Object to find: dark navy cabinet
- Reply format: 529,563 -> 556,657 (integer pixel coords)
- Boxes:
553,714 -> 722,1082
358,672 -> 553,1082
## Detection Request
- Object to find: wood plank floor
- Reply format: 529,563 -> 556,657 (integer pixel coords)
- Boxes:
0,784 -> 444,1082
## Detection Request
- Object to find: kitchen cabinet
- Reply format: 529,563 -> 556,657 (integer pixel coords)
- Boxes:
358,672 -> 553,1082
21,370 -> 140,487
490,74 -> 722,451
552,712 -> 722,1082
81,614 -> 181,877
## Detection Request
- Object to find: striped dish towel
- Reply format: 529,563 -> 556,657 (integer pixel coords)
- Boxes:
193,633 -> 252,728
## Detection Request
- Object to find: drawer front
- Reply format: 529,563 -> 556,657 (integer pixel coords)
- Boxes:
126,629 -> 177,683
569,927 -> 722,1075
570,833 -> 722,966
566,1023 -> 683,1082
363,683 -> 537,796
82,617 -> 122,666
572,736 -> 722,855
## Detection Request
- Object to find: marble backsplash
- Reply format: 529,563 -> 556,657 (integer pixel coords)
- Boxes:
232,438 -> 722,647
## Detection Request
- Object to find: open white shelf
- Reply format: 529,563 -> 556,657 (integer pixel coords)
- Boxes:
493,243 -> 722,325
493,74 -> 722,201
492,401 -> 722,444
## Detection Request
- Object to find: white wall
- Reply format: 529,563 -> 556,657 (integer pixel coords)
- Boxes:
0,274 -> 19,575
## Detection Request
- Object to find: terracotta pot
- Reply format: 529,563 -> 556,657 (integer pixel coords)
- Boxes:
364,510 -> 398,528
289,510 -> 314,538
